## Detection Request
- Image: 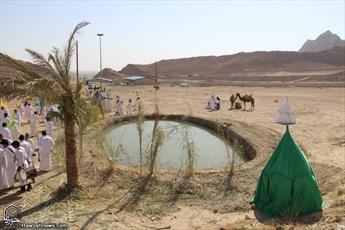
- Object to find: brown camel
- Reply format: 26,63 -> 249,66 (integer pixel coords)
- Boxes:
229,94 -> 236,110
236,93 -> 255,111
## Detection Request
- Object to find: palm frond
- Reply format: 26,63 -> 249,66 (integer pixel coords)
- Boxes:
48,48 -> 70,92
64,21 -> 90,76
25,49 -> 55,74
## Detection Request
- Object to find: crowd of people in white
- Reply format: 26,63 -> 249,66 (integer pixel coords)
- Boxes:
113,95 -> 141,116
93,87 -> 142,116
0,99 -> 55,193
0,90 -> 142,194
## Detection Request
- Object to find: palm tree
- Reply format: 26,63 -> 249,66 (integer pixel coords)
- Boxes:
0,21 -> 90,191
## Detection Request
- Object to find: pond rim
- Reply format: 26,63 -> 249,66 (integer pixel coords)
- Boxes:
101,114 -> 257,167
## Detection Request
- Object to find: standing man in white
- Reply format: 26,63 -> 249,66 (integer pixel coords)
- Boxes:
19,134 -> 34,167
46,118 -> 54,137
135,95 -> 141,112
127,99 -> 132,115
2,113 -> 11,125
0,123 -> 12,142
30,111 -> 39,137
0,147 -> 8,190
12,140 -> 31,192
14,109 -> 22,132
38,131 -> 55,172
24,102 -> 33,124
0,139 -> 15,189
10,123 -> 20,141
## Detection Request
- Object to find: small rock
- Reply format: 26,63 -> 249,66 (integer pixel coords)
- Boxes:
151,216 -> 160,222
213,209 -> 218,213
245,214 -> 250,219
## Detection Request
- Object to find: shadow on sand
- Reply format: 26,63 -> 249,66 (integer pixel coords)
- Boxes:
80,173 -> 155,230
0,188 -> 69,228
253,208 -> 323,225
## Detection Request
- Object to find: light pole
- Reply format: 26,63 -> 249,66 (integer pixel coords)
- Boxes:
97,33 -> 104,88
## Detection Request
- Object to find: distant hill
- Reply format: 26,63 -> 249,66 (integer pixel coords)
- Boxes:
0,56 -> 49,78
120,46 -> 345,78
299,31 -> 345,52
92,68 -> 124,82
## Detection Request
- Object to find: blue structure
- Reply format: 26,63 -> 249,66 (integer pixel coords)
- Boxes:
124,76 -> 145,81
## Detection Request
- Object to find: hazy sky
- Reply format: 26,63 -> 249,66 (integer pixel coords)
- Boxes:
0,0 -> 344,71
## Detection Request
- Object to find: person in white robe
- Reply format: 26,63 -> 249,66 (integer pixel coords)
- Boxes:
1,139 -> 16,189
24,103 -> 33,124
10,124 -> 19,141
127,99 -> 132,115
210,96 -> 216,111
14,109 -> 22,132
2,113 -> 11,125
12,140 -> 31,192
30,111 -> 39,137
24,133 -> 34,148
19,103 -> 25,119
38,131 -> 55,172
0,123 -> 12,141
135,96 -> 141,111
0,148 -> 9,190
46,119 -> 54,137
0,106 -> 8,120
119,101 -> 124,116
19,135 -> 34,167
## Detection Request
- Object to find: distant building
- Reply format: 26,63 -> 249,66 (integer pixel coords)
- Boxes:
124,76 -> 145,85
90,68 -> 125,85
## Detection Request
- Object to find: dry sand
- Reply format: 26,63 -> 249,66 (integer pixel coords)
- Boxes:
0,86 -> 344,229
113,86 -> 344,169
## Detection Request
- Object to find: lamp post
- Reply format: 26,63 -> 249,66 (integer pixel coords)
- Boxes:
97,33 -> 104,88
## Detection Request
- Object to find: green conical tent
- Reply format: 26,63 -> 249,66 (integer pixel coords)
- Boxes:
251,127 -> 323,217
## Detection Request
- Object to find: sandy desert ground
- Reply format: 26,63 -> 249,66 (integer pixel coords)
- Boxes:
113,86 -> 344,169
0,85 -> 344,229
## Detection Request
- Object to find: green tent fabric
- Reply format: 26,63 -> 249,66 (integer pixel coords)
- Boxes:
251,127 -> 323,217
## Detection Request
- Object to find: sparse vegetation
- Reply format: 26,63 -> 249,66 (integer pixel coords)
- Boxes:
136,106 -> 145,175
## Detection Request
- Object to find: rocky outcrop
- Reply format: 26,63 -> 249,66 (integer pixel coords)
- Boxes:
299,30 -> 345,52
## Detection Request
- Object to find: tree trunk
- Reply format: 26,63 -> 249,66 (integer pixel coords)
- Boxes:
63,110 -> 79,190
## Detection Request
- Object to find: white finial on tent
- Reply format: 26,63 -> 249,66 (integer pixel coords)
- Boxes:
273,97 -> 296,125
